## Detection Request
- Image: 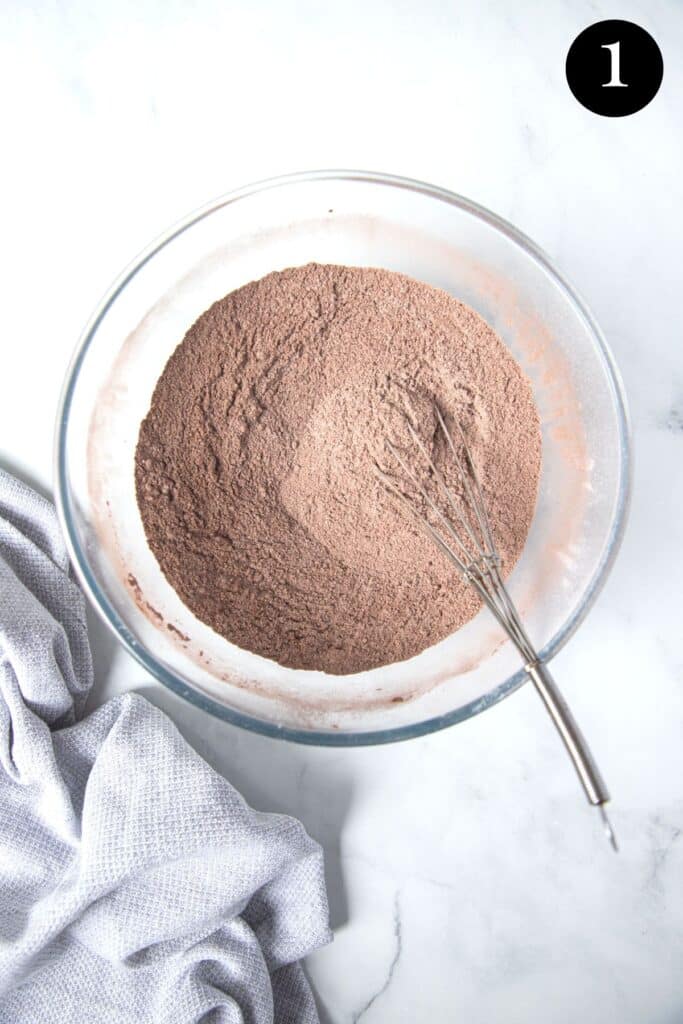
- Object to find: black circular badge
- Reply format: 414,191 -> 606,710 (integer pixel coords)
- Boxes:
566,20 -> 663,116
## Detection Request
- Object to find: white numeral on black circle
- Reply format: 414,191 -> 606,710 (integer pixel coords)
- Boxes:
602,41 -> 627,87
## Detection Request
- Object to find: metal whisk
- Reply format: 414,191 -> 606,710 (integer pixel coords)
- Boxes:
379,403 -> 617,851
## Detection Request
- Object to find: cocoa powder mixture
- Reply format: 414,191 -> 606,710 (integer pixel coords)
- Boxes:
135,264 -> 541,674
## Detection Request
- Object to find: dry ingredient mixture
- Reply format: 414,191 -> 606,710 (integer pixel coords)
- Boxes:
135,264 -> 541,674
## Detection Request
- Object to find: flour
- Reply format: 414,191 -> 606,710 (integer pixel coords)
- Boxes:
135,264 -> 541,674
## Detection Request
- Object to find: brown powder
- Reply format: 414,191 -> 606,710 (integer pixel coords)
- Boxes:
135,263 -> 541,675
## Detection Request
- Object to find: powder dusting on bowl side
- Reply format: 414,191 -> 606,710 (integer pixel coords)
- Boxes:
84,234 -> 589,715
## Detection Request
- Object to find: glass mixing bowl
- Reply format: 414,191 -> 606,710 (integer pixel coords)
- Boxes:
55,170 -> 631,744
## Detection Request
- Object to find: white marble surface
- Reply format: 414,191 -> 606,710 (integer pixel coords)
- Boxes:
2,1 -> 682,1020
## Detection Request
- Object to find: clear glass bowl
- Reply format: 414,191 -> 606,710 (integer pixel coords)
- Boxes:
55,171 -> 631,745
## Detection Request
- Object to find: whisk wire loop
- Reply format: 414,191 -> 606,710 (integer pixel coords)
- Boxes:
378,400 -> 616,851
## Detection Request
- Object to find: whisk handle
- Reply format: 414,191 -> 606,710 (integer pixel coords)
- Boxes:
525,661 -> 610,807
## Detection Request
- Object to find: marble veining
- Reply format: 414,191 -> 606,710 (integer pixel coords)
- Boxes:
352,892 -> 402,1023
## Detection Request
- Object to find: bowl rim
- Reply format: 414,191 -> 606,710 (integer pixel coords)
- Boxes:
54,168 -> 632,746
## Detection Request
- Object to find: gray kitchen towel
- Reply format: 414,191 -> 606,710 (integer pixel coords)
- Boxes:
0,468 -> 331,1023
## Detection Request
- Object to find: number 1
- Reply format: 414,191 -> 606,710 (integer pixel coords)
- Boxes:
602,41 -> 627,87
